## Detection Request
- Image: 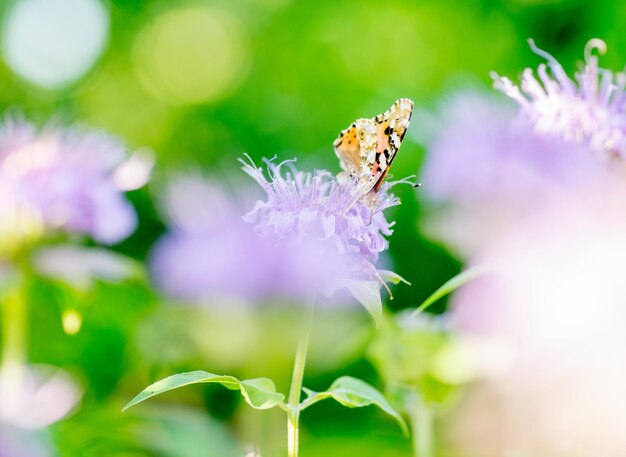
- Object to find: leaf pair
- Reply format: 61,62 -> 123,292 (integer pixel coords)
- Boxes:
123,371 -> 406,433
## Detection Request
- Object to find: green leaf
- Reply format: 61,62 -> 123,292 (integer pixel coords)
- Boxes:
319,277 -> 389,326
301,376 -> 408,435
411,263 -> 494,317
123,371 -> 285,412
342,279 -> 383,327
378,270 -> 411,286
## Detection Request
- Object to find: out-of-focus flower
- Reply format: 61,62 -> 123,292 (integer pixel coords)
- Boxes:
421,40 -> 626,257
419,90 -> 608,256
0,117 -> 150,255
0,364 -> 82,429
493,39 -> 626,159
151,160 -> 403,313
421,90 -> 600,207
241,155 -> 400,278
420,36 -> 626,456
447,198 -> 626,456
150,174 -> 347,304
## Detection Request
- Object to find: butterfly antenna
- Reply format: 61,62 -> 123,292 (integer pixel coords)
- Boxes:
393,181 -> 421,197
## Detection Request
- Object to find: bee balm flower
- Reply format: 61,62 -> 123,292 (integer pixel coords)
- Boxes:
241,155 -> 400,278
0,117 -> 147,254
493,39 -> 626,159
152,157 -> 406,316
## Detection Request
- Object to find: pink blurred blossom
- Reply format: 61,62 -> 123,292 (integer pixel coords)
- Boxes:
0,364 -> 82,429
0,117 -> 149,249
448,195 -> 626,456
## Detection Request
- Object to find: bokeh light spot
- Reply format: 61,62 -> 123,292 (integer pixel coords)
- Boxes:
2,0 -> 109,89
62,309 -> 83,336
133,6 -> 250,105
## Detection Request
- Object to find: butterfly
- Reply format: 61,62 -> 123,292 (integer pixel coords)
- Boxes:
333,98 -> 414,208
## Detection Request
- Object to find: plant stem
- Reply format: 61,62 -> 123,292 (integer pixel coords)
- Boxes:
409,390 -> 434,457
0,273 -> 27,393
286,305 -> 314,457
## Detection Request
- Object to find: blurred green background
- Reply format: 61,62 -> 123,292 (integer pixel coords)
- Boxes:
0,0 -> 624,455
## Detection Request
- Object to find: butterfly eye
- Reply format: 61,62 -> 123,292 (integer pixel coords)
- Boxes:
358,129 -> 366,141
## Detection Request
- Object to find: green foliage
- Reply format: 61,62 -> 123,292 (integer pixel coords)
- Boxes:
411,263 -> 494,317
336,279 -> 384,327
368,311 -> 473,409
123,371 -> 285,412
53,405 -> 242,457
0,0 -> 622,454
301,376 -> 408,435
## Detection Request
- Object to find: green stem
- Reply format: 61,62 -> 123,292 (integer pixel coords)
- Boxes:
0,273 -> 27,392
409,390 -> 434,457
286,305 -> 314,457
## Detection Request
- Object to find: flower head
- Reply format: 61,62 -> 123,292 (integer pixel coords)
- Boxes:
492,39 -> 626,158
240,155 -> 400,274
150,174 -> 350,304
0,117 -> 147,253
152,158 -> 405,315
419,90 -> 605,256
421,90 -> 598,206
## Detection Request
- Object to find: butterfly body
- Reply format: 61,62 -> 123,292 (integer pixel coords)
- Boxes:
333,98 -> 413,208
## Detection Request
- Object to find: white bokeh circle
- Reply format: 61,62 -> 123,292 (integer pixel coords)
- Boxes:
2,0 -> 109,89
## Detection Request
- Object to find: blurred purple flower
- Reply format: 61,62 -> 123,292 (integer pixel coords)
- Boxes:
241,155 -> 400,276
421,91 -> 599,206
422,91 -> 607,256
493,39 -> 626,158
150,174 -> 348,303
0,117 -> 150,249
422,40 -> 626,257
151,159 -> 403,309
419,90 -> 614,256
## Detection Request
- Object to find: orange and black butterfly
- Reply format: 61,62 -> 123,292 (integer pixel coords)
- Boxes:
333,98 -> 413,207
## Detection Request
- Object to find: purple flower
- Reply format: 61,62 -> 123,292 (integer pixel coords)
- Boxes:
492,39 -> 626,158
0,117 -> 148,252
421,90 -> 600,206
151,161 -> 404,314
240,155 -> 400,276
150,174 -> 349,304
419,90 -> 610,256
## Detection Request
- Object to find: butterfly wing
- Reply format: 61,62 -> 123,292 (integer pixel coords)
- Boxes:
371,98 -> 413,192
333,122 -> 362,176
333,98 -> 413,196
